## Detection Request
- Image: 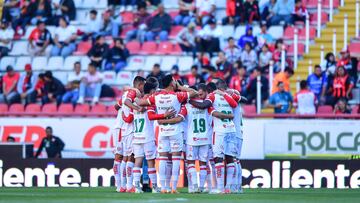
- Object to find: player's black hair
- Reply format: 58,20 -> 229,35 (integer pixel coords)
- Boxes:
44,71 -> 53,79
191,65 -> 198,70
206,82 -> 217,93
146,77 -> 159,89
144,82 -> 156,94
133,76 -> 146,87
314,65 -> 321,69
198,83 -> 207,92
90,9 -> 98,15
189,85 -> 198,91
284,67 -> 295,75
88,62 -> 97,69
215,78 -> 228,90
300,80 -> 307,89
227,37 -> 234,42
162,74 -> 174,88
46,126 -> 53,131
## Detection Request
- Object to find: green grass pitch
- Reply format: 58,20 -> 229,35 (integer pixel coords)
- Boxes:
0,188 -> 359,203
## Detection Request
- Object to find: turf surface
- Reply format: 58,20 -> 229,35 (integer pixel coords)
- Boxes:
0,188 -> 359,203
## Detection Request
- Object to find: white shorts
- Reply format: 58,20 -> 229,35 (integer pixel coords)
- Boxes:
236,137 -> 243,159
112,128 -> 123,155
186,144 -> 209,162
158,134 -> 184,153
133,141 -> 157,160
212,132 -> 237,158
122,133 -> 134,156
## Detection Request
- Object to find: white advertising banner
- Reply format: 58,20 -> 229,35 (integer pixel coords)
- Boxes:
0,118 -> 265,159
264,119 -> 360,157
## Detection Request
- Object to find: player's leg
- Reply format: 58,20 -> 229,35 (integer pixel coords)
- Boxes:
236,138 -> 244,193
186,145 -> 197,193
198,144 -> 209,192
124,134 -> 135,192
112,129 -> 123,192
157,136 -> 170,193
120,154 -> 128,192
224,133 -> 237,193
169,133 -> 184,193
144,141 -> 160,193
133,143 -> 144,193
207,144 -> 216,191
165,154 -> 172,192
211,132 -> 226,194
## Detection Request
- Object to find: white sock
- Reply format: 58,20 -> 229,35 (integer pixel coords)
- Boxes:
126,161 -> 134,189
188,164 -> 197,187
171,156 -> 181,191
199,165 -> 207,189
206,163 -> 212,190
133,167 -> 141,187
233,161 -> 239,189
210,160 -> 217,189
113,160 -> 121,190
120,161 -> 127,188
215,162 -> 225,191
158,157 -> 167,189
165,160 -> 172,190
226,163 -> 235,189
185,162 -> 192,190
238,161 -> 242,190
148,167 -> 157,187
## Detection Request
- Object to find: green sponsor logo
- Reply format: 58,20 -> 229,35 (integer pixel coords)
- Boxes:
288,132 -> 360,156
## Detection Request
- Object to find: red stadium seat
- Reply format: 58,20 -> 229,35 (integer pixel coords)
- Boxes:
42,103 -> 57,115
168,10 -> 179,19
58,104 -> 74,115
0,104 -> 8,114
126,41 -> 141,55
171,43 -> 183,55
169,26 -> 184,38
324,0 -> 339,8
74,104 -> 90,116
157,42 -> 173,55
121,12 -> 134,24
140,42 -> 157,55
25,104 -> 41,114
317,105 -> 333,114
90,104 -> 107,115
310,12 -> 328,25
287,43 -> 305,56
352,106 -> 359,114
120,25 -> 135,38
306,0 -> 317,8
73,41 -> 92,56
243,105 -> 256,114
107,105 -> 117,116
299,27 -> 316,40
283,26 -> 295,40
9,104 -> 24,115
349,43 -> 360,56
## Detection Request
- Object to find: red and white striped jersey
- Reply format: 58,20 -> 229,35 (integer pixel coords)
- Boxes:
133,105 -> 156,144
120,89 -> 137,136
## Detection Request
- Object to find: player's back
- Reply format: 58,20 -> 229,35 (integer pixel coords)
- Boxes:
133,106 -> 155,144
120,90 -> 136,136
207,93 -> 236,134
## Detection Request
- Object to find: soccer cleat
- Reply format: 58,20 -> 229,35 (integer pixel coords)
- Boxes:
135,187 -> 143,193
118,187 -> 126,193
152,187 -> 161,193
126,187 -> 135,193
193,184 -> 200,193
224,189 -> 231,194
209,189 -> 224,194
171,190 -> 180,194
161,189 -> 169,194
199,187 -> 208,193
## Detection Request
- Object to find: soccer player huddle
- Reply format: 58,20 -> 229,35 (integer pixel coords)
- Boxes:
112,74 -> 244,194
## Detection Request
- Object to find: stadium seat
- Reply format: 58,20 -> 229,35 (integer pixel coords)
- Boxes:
102,71 -> 117,85
157,42 -> 174,55
90,104 -> 107,115
47,56 -> 64,71
9,41 -> 28,56
73,0 -> 83,8
299,27 -> 316,40
234,26 -> 246,39
349,43 -> 360,57
352,106 -> 359,114
323,0 -> 339,8
116,71 -> 133,86
107,105 -> 117,116
317,105 -> 333,114
25,104 -> 41,114
267,26 -> 284,39
161,56 -> 177,71
32,56 -> 48,71
74,104 -> 90,116
80,0 -> 98,8
0,57 -> 16,71
284,26 -> 296,40
14,56 -> 32,71
222,25 -> 235,40
168,10 -> 179,19
64,56 -> 81,70
287,43 -> 305,56
178,56 -> 193,72
9,104 -> 25,115
42,103 -> 57,115
243,105 -> 256,114
163,0 -> 178,9
23,26 -> 36,39
121,12 -> 134,24
0,104 -> 8,114
80,57 -> 91,71
97,0 -> 108,9
58,104 -> 74,115
169,26 -> 184,38
171,43 -> 182,55
306,0 -> 318,9
140,42 -> 158,55
144,56 -> 161,71
215,9 -> 227,20
52,71 -> 68,85
120,25 -> 134,38
74,41 -> 92,56
126,41 -> 141,55
310,12 -> 328,25
74,10 -> 88,25
126,56 -> 145,71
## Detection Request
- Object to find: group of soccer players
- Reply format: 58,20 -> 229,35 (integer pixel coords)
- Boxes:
111,74 -> 244,194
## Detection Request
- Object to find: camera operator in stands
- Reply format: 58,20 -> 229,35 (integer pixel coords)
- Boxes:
35,126 -> 65,158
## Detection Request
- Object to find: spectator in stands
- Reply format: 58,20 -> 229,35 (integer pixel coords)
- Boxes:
307,65 -> 327,103
194,52 -> 210,68
145,4 -> 171,41
259,44 -> 273,73
268,81 -> 293,113
238,25 -> 256,49
337,48 -> 356,79
42,71 -> 65,105
15,64 -> 37,105
6,136 -> 15,142
229,65 -> 247,95
77,63 -> 103,104
174,0 -> 194,26
83,10 -> 101,41
0,66 -> 20,105
35,126 -> 65,158
272,67 -> 294,94
183,65 -> 205,86
2,0 -> 21,24
223,0 -> 243,26
241,42 -> 258,73
62,62 -> 83,105
269,0 -> 294,26
176,22 -> 198,58
144,0 -> 161,6
33,73 -> 45,100
326,66 -> 354,105
246,68 -> 269,106
171,65 -> 182,81
125,5 -> 151,43
108,6 -> 123,37
87,35 -> 109,69
51,16 -> 77,57
206,65 -> 224,83
244,0 -> 260,24
256,23 -> 273,50
292,0 -> 307,24
147,63 -> 165,88
261,0 -> 277,25
333,98 -> 351,114
0,20 -> 14,58
223,37 -> 241,64
321,52 -> 337,76
28,0 -> 52,25
215,51 -> 233,82
195,0 -> 216,26
196,19 -> 222,57
28,20 -> 52,56
293,80 -> 317,115
273,39 -> 285,72
105,38 -> 129,73
99,10 -> 119,38
52,0 -> 76,23
119,0 -> 137,12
